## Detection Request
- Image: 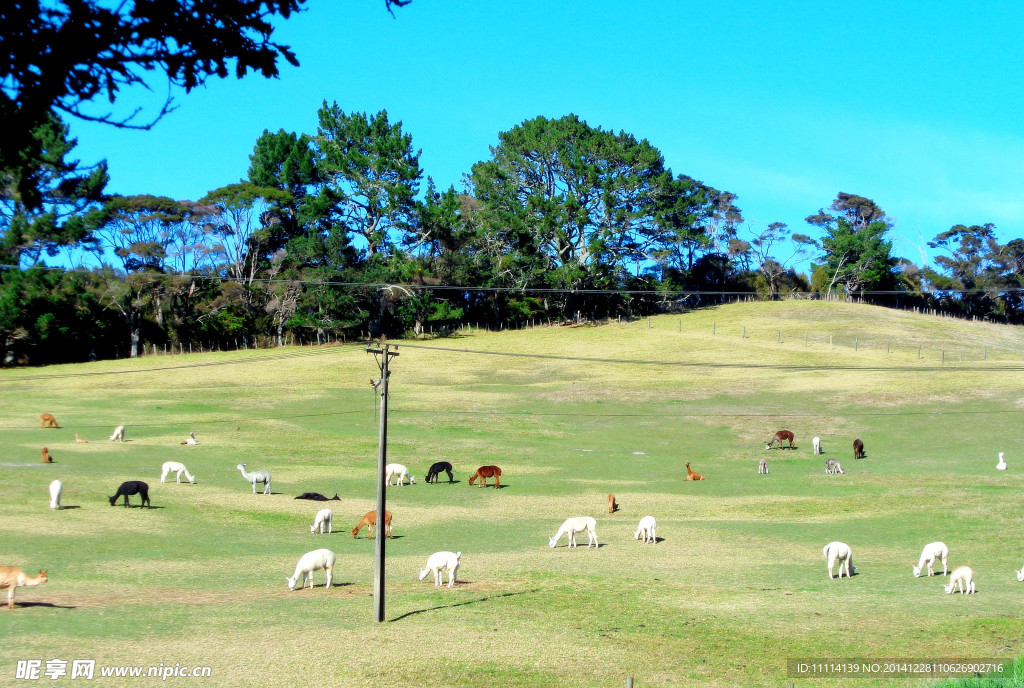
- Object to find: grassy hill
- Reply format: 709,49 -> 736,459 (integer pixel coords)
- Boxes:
2,300 -> 1023,687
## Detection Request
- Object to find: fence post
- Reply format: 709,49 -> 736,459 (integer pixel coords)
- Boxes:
743,326 -> 747,338
777,330 -> 782,343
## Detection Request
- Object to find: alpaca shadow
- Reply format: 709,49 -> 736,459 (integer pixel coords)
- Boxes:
55,505 -> 82,510
12,601 -> 76,609
427,480 -> 461,485
112,504 -> 164,509
390,589 -> 538,623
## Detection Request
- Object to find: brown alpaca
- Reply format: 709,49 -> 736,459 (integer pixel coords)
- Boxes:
351,510 -> 392,539
74,434 -> 88,443
608,493 -> 618,513
39,413 -> 59,429
0,566 -> 48,609
468,465 -> 502,488
41,447 -> 52,463
685,461 -> 704,481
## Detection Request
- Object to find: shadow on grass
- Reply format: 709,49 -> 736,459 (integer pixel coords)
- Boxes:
12,601 -> 76,609
389,588 -> 539,623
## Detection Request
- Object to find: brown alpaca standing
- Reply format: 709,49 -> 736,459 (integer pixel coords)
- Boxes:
39,413 -> 59,428
350,510 -> 393,539
0,567 -> 48,609
685,461 -> 704,481
75,434 -> 88,443
41,447 -> 52,463
608,493 -> 618,513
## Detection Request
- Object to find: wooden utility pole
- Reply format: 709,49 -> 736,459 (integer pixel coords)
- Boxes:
367,341 -> 398,622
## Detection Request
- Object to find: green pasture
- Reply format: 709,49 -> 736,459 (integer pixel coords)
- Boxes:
1,300 -> 1023,687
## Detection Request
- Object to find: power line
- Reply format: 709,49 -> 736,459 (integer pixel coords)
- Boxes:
3,263 -> 1021,296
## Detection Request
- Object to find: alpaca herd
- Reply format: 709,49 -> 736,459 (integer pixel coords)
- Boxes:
15,412 -> 1019,614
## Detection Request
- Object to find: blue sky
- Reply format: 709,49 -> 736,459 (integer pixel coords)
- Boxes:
69,1 -> 1024,272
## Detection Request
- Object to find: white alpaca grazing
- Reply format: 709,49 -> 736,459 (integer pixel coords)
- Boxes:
310,508 -> 333,534
286,549 -> 336,591
996,452 -> 1006,470
237,463 -> 271,494
913,542 -> 949,578
813,436 -> 821,455
823,541 -> 854,579
549,516 -> 598,548
944,566 -> 975,594
384,463 -> 415,487
634,516 -> 657,544
49,480 -> 62,510
758,458 -> 769,474
182,432 -> 199,445
418,551 -> 461,587
1015,566 -> 1024,583
825,458 -> 844,474
160,461 -> 196,484
109,424 -> 125,442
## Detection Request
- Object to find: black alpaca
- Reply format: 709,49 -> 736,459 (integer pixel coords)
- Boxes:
425,461 -> 454,484
109,480 -> 150,507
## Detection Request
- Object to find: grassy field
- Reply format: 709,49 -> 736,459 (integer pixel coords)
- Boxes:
2,300 -> 1024,687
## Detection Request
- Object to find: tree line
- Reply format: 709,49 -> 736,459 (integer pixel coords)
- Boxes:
3,107 -> 1024,365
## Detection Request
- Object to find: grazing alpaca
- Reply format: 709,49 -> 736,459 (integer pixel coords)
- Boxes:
109,425 -> 125,442
825,458 -> 844,474
608,493 -> 618,513
351,510 -> 393,539
310,508 -> 333,534
160,461 -> 196,484
425,461 -> 454,484
286,549 -> 336,591
108,480 -> 150,507
766,430 -> 795,449
468,465 -> 502,488
853,438 -> 865,459
758,458 -> 769,474
634,516 -> 657,544
549,516 -> 599,548
0,567 -> 48,609
40,447 -> 52,463
944,566 -> 975,594
49,480 -> 62,510
179,432 -> 198,446
823,541 -> 854,579
236,463 -> 271,494
384,463 -> 415,487
75,434 -> 88,443
39,413 -> 59,428
997,452 -> 1007,470
812,436 -> 821,455
913,542 -> 949,578
685,461 -> 704,481
418,551 -> 461,587
1015,566 -> 1024,583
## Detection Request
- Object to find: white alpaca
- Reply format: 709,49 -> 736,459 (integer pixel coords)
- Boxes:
758,458 -> 769,474
944,566 -> 975,594
823,541 -> 854,579
634,516 -> 657,544
825,458 -> 844,474
813,436 -> 821,455
384,463 -> 415,486
913,542 -> 949,578
286,549 -> 336,591
418,551 -> 461,587
182,432 -> 199,445
997,452 -> 1006,470
109,424 -> 125,442
1015,566 -> 1024,582
310,508 -> 333,534
549,516 -> 598,548
160,461 -> 196,484
237,463 -> 271,494
48,480 -> 62,510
